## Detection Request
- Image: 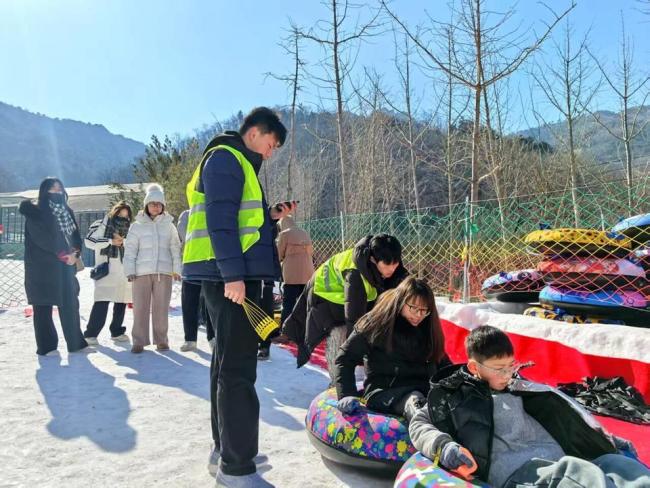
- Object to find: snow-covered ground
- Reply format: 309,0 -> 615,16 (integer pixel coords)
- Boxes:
1,270 -> 393,488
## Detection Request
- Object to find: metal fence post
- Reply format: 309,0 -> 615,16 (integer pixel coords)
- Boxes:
339,211 -> 345,251
462,196 -> 471,304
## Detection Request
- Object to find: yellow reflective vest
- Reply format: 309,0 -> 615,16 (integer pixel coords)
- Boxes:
312,248 -> 378,305
183,144 -> 264,264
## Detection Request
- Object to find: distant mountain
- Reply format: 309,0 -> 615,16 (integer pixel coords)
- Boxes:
0,101 -> 146,192
519,105 -> 650,164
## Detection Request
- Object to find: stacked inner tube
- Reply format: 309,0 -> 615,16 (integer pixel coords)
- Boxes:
523,219 -> 650,327
481,269 -> 545,303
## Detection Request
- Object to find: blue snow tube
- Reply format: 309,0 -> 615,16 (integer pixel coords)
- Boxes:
612,213 -> 650,245
539,286 -> 649,327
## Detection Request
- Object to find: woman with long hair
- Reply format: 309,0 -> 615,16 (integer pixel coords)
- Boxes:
334,277 -> 450,422
123,184 -> 181,353
83,201 -> 134,344
19,177 -> 88,355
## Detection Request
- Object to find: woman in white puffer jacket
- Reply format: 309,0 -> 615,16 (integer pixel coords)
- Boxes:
83,201 -> 133,344
123,184 -> 181,353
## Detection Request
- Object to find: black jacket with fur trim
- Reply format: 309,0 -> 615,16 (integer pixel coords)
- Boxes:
19,200 -> 82,306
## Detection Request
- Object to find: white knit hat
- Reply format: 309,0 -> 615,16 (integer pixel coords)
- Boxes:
144,183 -> 166,206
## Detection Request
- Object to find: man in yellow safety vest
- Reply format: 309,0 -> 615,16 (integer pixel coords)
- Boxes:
182,107 -> 292,485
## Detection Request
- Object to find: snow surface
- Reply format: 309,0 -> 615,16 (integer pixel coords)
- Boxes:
1,270 -> 393,488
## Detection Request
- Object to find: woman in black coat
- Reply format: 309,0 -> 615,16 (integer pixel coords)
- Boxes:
19,177 -> 88,355
334,277 -> 450,422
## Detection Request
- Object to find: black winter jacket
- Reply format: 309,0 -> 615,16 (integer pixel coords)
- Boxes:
282,235 -> 408,367
334,316 -> 451,410
426,366 -> 617,482
19,200 -> 82,306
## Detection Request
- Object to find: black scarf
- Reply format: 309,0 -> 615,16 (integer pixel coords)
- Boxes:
101,216 -> 131,259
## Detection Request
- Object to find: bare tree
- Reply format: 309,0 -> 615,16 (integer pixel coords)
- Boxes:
587,15 -> 650,211
533,22 -> 599,225
268,25 -> 306,199
298,0 -> 381,214
382,0 -> 573,219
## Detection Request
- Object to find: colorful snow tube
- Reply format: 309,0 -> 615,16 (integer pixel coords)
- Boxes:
394,452 -> 490,488
481,269 -> 544,302
305,388 -> 416,474
524,228 -> 632,257
537,257 -> 647,290
539,286 -> 647,322
612,213 -> 650,246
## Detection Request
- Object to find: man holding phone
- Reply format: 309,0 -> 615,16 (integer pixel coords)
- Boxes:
182,107 -> 294,486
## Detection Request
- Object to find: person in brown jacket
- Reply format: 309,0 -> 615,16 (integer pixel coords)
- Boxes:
257,215 -> 314,359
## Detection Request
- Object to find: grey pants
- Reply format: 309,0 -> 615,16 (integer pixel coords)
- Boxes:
504,454 -> 650,488
131,274 -> 173,347
325,325 -> 348,383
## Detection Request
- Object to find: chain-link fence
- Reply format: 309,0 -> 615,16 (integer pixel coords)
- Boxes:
302,176 -> 650,312
2,177 -> 650,313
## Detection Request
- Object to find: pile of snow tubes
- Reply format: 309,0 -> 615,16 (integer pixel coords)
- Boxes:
481,269 -> 545,302
524,228 -> 632,257
394,452 -> 490,488
305,388 -> 416,474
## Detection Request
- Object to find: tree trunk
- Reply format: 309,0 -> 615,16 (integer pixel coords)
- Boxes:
332,0 -> 349,214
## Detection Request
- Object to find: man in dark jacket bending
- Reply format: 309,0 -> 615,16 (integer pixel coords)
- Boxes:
182,107 -> 292,486
282,234 -> 407,377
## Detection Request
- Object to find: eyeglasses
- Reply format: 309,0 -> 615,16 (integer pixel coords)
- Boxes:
476,360 -> 534,378
405,303 -> 430,316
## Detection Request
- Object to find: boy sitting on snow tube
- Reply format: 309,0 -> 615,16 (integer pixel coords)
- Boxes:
408,325 -> 648,488
334,277 -> 450,424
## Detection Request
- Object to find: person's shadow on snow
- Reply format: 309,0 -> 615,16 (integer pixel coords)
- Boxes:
35,354 -> 136,453
100,348 -> 210,401
255,345 -> 330,431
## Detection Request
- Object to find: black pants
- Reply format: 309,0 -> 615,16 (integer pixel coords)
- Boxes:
33,265 -> 86,355
181,281 -> 214,342
258,281 -> 275,351
84,301 -> 127,338
280,284 -> 305,326
203,279 -> 261,476
33,266 -> 86,355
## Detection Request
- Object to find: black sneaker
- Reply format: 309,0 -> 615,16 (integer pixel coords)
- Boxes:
257,347 -> 270,361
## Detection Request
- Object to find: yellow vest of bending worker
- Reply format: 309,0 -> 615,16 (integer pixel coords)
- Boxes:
183,144 -> 264,264
313,249 -> 378,305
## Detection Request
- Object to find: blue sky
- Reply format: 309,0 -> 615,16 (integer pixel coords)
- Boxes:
1,0 -> 648,143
